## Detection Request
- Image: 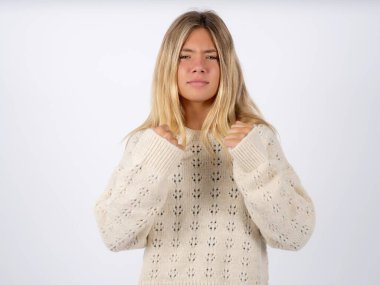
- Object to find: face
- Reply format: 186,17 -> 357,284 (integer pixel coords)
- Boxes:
177,28 -> 220,106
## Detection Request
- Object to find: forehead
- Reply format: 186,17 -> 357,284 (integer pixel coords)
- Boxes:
182,27 -> 216,50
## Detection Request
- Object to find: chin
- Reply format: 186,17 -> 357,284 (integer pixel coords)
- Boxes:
185,96 -> 215,102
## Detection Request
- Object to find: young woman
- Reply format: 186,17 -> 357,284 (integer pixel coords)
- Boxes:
94,10 -> 315,285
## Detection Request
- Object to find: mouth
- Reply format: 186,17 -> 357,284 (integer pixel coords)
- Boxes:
187,80 -> 209,87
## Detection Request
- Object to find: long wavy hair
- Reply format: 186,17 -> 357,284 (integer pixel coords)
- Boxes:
121,10 -> 276,157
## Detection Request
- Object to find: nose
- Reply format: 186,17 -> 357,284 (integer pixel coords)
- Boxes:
191,57 -> 206,73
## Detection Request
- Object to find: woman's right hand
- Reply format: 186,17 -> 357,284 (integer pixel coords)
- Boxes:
153,124 -> 185,150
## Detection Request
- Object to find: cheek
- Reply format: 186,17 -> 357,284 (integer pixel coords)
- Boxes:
211,63 -> 220,76
212,67 -> 220,85
177,66 -> 187,84
177,69 -> 188,95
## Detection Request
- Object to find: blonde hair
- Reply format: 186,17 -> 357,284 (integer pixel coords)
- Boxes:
121,10 -> 277,157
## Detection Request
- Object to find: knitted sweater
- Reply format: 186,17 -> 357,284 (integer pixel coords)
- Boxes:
94,124 -> 315,285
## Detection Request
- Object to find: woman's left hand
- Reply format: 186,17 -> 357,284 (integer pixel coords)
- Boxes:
223,120 -> 254,149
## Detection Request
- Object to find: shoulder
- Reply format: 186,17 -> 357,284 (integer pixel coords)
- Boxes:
123,128 -> 152,151
119,128 -> 153,167
253,124 -> 291,166
252,123 -> 278,142
250,124 -> 285,160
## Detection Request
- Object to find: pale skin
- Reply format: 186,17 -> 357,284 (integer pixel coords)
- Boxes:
154,27 -> 254,150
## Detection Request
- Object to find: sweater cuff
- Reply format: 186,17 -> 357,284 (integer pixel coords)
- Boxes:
229,126 -> 267,172
132,128 -> 184,176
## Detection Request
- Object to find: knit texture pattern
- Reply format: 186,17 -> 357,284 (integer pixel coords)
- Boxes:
94,124 -> 316,285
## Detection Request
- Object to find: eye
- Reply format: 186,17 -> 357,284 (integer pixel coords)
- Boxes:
179,55 -> 190,60
207,55 -> 219,60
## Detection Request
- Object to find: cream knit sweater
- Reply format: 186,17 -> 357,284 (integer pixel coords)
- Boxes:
94,124 -> 315,285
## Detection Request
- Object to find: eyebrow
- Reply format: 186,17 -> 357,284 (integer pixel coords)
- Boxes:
180,48 -> 218,53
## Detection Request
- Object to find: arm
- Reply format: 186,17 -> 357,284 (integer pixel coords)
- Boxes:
94,128 -> 183,252
229,124 -> 316,250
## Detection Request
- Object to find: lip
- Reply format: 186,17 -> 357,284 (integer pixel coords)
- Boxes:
187,80 -> 209,87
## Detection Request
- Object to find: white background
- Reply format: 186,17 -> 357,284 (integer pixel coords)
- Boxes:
1,0 -> 379,284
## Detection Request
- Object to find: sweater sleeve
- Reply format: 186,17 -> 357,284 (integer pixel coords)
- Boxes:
229,124 -> 316,251
94,128 -> 184,252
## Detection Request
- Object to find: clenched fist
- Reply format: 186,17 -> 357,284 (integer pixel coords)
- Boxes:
223,120 -> 254,149
153,124 -> 185,150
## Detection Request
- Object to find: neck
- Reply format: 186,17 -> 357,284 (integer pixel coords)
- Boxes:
181,97 -> 214,130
